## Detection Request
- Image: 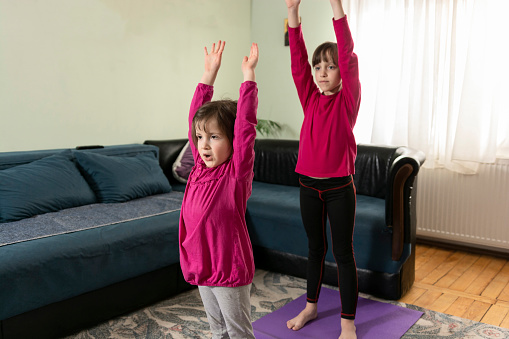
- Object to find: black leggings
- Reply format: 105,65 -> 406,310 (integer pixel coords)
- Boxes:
299,175 -> 358,320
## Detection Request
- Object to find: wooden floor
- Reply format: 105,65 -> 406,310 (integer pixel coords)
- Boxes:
399,243 -> 509,329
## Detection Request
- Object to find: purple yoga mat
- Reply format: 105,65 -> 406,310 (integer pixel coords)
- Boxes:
253,287 -> 423,339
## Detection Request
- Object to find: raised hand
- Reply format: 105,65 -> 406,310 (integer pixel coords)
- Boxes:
204,40 -> 225,74
201,40 -> 225,86
285,0 -> 301,9
242,43 -> 259,82
242,43 -> 259,72
330,0 -> 345,20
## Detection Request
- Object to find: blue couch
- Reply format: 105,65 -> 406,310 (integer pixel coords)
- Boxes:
0,143 -> 190,339
0,138 -> 424,338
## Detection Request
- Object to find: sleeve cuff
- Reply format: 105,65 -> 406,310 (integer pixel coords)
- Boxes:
332,14 -> 347,24
198,83 -> 213,89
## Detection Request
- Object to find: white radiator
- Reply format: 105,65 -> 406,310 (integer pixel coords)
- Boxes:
416,161 -> 509,253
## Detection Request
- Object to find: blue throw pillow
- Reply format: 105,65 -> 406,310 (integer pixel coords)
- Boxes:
0,153 -> 97,223
74,151 -> 171,203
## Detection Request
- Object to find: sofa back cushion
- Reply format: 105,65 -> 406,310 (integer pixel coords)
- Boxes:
0,152 -> 97,223
74,151 -> 171,203
252,140 -> 401,199
354,145 -> 399,199
0,149 -> 68,170
253,139 -> 300,187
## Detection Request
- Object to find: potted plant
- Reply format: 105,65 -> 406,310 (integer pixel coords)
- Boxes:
256,119 -> 282,137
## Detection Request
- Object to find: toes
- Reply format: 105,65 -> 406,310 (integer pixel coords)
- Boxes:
287,319 -> 301,331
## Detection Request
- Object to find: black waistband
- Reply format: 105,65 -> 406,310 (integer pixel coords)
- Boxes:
299,174 -> 352,190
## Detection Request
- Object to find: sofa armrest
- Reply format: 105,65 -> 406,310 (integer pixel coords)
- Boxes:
387,147 -> 426,260
355,144 -> 425,261
144,139 -> 188,186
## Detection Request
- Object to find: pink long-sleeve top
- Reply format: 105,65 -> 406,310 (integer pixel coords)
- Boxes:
289,16 -> 361,178
179,81 -> 258,287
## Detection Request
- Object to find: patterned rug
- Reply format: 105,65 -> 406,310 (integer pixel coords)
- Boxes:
65,269 -> 509,339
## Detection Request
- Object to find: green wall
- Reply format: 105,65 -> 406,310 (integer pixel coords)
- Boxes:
0,0 -> 252,151
252,0 -> 345,139
0,0 -> 347,151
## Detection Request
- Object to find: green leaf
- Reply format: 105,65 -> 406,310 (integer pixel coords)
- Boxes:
256,119 -> 282,137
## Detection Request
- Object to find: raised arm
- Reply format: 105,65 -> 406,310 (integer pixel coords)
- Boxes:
285,0 -> 319,111
285,0 -> 301,28
333,12 -> 361,117
234,43 -> 259,180
330,0 -> 345,20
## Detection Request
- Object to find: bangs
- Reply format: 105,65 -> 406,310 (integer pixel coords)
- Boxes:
191,100 -> 237,148
312,42 -> 338,66
194,117 -> 211,133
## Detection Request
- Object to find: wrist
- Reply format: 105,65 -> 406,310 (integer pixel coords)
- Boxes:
243,70 -> 256,82
200,70 -> 218,86
287,6 -> 299,16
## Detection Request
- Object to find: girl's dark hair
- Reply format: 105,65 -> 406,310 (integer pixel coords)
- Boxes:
312,42 -> 338,67
191,100 -> 237,148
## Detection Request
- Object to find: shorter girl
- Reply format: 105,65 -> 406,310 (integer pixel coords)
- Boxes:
179,40 -> 259,339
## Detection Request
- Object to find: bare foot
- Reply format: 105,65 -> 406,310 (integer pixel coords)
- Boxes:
339,318 -> 356,339
287,302 -> 318,331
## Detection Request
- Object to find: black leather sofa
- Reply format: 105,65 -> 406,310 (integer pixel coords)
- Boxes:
247,139 -> 425,300
146,138 -> 425,300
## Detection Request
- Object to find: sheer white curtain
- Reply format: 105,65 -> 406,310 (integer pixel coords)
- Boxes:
343,0 -> 509,173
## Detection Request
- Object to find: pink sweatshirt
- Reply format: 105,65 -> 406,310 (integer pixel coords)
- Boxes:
289,16 -> 361,178
179,82 -> 258,287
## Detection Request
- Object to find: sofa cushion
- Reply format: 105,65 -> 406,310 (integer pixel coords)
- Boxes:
354,194 -> 409,274
247,182 -> 306,256
0,152 -> 97,223
0,207 -> 182,320
74,151 -> 171,203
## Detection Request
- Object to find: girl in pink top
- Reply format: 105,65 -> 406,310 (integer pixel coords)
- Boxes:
179,41 -> 258,339
285,0 -> 361,338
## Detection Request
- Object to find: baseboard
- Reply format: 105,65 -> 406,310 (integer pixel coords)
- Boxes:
417,237 -> 509,258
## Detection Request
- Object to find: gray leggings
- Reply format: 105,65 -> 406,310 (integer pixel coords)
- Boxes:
198,284 -> 255,339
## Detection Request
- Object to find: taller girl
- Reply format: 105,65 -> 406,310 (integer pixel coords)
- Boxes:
284,1 -> 361,338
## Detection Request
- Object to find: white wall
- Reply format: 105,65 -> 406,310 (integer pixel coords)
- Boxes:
0,0 -> 252,152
